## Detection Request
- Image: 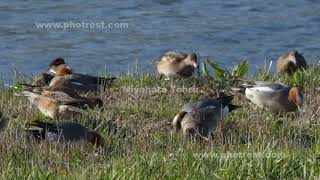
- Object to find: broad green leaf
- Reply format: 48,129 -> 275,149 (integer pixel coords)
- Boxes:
202,61 -> 213,79
206,60 -> 227,79
232,59 -> 248,78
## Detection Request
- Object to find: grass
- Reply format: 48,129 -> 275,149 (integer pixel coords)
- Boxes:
0,64 -> 320,179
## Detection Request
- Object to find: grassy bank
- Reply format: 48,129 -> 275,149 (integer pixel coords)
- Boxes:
0,64 -> 320,179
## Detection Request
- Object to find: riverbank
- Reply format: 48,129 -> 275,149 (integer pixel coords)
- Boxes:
0,65 -> 320,179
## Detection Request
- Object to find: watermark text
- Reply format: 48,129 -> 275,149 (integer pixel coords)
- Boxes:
193,152 -> 286,159
35,21 -> 129,30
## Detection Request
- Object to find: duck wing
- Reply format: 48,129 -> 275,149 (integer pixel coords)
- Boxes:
182,96 -> 233,112
70,74 -> 116,85
41,91 -> 86,106
161,51 -> 188,62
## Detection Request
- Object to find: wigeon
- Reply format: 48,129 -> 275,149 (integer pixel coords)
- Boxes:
276,50 -> 307,75
15,91 -> 85,119
41,90 -> 103,109
25,120 -> 107,149
236,81 -> 303,113
32,57 -> 116,86
48,58 -> 116,85
157,51 -> 198,78
173,96 -> 240,140
48,67 -> 104,93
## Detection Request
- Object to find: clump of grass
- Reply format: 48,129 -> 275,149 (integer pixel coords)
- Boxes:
280,65 -> 320,88
254,60 -> 275,81
203,58 -> 249,81
0,61 -> 320,178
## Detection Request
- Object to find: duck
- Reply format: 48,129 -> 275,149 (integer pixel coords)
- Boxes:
173,96 -> 240,140
24,120 -> 107,149
48,66 -> 105,93
234,81 -> 303,113
14,91 -> 85,119
41,90 -> 103,109
276,50 -> 307,75
157,51 -> 198,78
48,57 -> 116,85
32,57 -> 116,86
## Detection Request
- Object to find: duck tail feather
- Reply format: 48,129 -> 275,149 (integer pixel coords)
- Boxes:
227,104 -> 242,112
216,95 -> 234,104
24,129 -> 45,140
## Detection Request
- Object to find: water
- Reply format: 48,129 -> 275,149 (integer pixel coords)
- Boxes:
0,0 -> 320,83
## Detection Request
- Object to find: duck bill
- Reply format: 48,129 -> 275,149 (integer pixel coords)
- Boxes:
48,68 -> 57,75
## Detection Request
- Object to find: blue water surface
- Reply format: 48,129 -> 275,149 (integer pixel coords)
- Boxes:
0,0 -> 319,82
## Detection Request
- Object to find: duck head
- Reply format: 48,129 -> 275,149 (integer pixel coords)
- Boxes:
50,57 -> 65,66
172,111 -> 188,132
184,53 -> 198,69
288,50 -> 307,69
289,86 -> 303,108
56,66 -> 73,76
48,58 -> 66,74
288,51 -> 298,66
